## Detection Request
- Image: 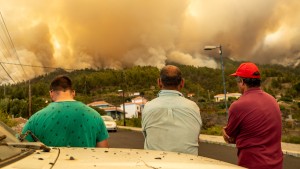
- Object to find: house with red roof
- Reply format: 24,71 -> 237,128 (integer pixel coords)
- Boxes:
87,101 -> 124,120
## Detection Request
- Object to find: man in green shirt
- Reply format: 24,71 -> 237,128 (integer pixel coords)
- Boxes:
22,75 -> 109,147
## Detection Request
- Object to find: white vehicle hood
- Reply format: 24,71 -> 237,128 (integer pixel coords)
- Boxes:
4,147 -> 244,169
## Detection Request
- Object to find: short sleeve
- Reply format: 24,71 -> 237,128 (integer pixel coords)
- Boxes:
96,117 -> 109,142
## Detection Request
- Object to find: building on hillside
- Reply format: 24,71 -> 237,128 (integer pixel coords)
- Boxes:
129,92 -> 140,96
214,93 -> 242,102
131,96 -> 148,104
187,93 -> 195,98
119,96 -> 148,118
87,101 -> 124,120
285,115 -> 295,129
88,101 -> 113,109
275,95 -> 282,101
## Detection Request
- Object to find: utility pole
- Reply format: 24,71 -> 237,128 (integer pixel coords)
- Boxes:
122,90 -> 126,126
28,80 -> 32,117
204,45 -> 228,119
207,90 -> 211,101
84,80 -> 87,95
118,89 -> 126,126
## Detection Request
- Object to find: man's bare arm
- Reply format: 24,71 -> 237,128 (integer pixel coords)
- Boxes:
96,139 -> 109,148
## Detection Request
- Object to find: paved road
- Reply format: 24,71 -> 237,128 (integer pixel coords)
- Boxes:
108,129 -> 144,149
108,129 -> 300,169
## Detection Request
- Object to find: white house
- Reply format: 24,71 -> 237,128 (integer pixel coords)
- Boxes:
214,93 -> 242,102
119,96 -> 148,118
120,102 -> 139,118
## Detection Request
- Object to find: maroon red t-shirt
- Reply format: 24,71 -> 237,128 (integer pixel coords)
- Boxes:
225,88 -> 283,169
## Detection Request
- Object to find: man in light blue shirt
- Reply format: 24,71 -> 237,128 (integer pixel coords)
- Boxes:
142,65 -> 202,155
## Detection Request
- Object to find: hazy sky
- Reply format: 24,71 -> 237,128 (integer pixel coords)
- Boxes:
0,0 -> 299,82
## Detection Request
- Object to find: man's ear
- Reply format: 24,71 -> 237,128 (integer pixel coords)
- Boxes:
157,78 -> 163,89
49,90 -> 54,98
49,90 -> 56,102
179,79 -> 185,89
241,79 -> 246,86
180,79 -> 185,88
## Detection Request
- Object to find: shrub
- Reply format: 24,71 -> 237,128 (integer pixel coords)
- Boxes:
0,111 -> 17,127
282,136 -> 300,144
128,117 -> 142,127
116,117 -> 141,127
280,96 -> 293,102
201,125 -> 223,135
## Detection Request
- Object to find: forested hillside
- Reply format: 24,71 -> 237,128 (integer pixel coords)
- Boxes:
0,61 -> 300,117
0,61 -> 300,143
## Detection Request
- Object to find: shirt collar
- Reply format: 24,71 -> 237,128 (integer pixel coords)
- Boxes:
158,90 -> 184,97
243,87 -> 261,95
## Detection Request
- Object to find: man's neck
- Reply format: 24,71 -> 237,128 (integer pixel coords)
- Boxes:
54,98 -> 75,102
161,86 -> 180,91
52,91 -> 75,102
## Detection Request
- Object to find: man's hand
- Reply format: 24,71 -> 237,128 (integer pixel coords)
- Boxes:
222,127 -> 235,144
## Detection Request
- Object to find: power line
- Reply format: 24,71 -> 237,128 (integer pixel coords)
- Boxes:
0,11 -> 18,83
0,61 -> 75,71
0,12 -> 27,79
0,12 -> 75,84
0,62 -> 15,83
0,14 -> 14,59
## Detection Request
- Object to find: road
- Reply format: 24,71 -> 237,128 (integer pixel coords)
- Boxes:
108,129 -> 144,149
108,129 -> 300,169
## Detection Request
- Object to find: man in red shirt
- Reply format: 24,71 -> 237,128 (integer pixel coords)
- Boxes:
223,62 -> 283,169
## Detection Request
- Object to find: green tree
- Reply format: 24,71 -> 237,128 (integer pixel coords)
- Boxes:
9,99 -> 28,117
293,82 -> 300,95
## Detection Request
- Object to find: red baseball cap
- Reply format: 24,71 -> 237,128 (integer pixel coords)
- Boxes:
230,62 -> 260,78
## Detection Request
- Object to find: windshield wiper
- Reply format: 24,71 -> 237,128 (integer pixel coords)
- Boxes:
18,130 -> 40,142
0,132 -> 51,152
1,142 -> 51,152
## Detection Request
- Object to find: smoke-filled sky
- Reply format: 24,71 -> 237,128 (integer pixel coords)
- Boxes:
0,0 -> 299,83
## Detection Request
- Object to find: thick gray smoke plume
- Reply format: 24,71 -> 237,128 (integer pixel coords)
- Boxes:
0,0 -> 299,82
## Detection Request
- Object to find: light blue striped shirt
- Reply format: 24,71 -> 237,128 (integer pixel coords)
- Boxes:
142,90 -> 202,155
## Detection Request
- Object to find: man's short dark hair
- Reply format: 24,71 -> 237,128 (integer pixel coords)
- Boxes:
238,76 -> 261,88
160,65 -> 182,87
50,75 -> 73,91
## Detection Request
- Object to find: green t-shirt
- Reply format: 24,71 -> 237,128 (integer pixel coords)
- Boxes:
22,101 -> 109,147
